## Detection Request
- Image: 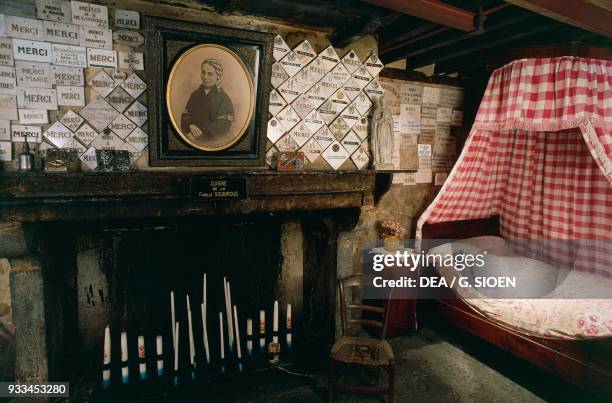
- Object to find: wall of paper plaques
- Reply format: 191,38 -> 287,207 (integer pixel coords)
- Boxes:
0,0 -> 147,170
266,35 -> 383,171
379,76 -> 465,186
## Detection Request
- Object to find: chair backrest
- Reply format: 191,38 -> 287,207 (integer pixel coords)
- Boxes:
338,274 -> 392,340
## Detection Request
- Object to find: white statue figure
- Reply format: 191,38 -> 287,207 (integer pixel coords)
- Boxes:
371,96 -> 394,169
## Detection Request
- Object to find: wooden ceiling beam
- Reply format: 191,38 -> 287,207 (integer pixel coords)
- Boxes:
505,0 -> 612,38
362,0 -> 476,31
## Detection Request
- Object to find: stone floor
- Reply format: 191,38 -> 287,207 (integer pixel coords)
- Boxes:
223,323 -> 607,403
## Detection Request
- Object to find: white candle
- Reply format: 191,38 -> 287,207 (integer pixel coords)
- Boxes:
121,331 -> 129,384
219,312 -> 225,359
233,305 -> 242,359
174,322 -> 180,372
102,325 -> 111,389
186,295 -> 195,365
201,303 -> 210,364
246,318 -> 253,356
273,300 -> 279,337
138,335 -> 147,380
170,291 -> 176,351
259,310 -> 266,352
226,281 -> 234,351
156,335 -> 164,377
286,303 -> 292,349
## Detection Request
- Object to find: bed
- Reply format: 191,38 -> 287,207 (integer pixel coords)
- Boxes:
421,218 -> 612,396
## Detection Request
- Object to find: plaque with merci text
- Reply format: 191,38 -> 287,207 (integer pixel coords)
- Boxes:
87,48 -> 117,68
0,65 -> 16,95
17,87 -> 57,110
56,85 -> 85,106
43,21 -> 80,45
0,120 -> 10,141
52,43 -> 87,67
71,0 -> 109,28
12,124 -> 42,143
113,30 -> 144,47
79,26 -> 112,50
60,109 -> 84,132
15,61 -> 52,88
118,51 -> 144,71
52,65 -> 83,86
36,0 -> 73,23
12,39 -> 53,63
0,38 -> 14,67
115,9 -> 140,30
5,16 -> 44,41
18,108 -> 48,124
190,177 -> 247,201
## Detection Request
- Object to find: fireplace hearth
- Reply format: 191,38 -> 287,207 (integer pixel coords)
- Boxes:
0,171 -> 379,397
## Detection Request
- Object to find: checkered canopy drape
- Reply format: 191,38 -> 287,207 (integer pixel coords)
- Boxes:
417,57 -> 612,276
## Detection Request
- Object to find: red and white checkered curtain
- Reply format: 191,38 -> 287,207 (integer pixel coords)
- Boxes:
417,57 -> 612,276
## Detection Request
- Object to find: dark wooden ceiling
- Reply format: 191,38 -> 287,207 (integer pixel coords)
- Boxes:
198,0 -> 612,84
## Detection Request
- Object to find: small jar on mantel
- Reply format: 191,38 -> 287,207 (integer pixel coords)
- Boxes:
381,221 -> 405,252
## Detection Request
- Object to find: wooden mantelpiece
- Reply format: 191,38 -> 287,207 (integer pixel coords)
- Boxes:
0,171 -> 378,222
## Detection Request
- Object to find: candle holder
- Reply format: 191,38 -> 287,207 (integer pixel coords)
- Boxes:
268,342 -> 281,364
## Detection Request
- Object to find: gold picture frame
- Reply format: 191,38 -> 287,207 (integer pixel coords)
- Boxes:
166,44 -> 255,152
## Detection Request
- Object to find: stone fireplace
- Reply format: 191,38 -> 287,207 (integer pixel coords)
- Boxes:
0,171 -> 378,393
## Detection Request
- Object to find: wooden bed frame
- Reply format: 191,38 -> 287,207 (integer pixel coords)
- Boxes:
421,217 -> 612,396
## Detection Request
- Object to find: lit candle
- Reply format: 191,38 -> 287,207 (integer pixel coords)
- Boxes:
259,310 -> 266,353
121,331 -> 129,384
156,335 -> 164,377
138,335 -> 147,381
170,291 -> 176,350
273,300 -> 279,344
286,303 -> 292,349
246,319 -> 253,357
102,325 -> 111,390
233,305 -> 243,371
219,312 -> 225,373
201,303 -> 210,364
226,281 -> 234,352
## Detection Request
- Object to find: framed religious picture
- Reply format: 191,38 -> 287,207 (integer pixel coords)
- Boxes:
145,17 -> 274,167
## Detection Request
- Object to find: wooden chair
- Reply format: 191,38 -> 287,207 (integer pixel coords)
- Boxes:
328,274 -> 395,402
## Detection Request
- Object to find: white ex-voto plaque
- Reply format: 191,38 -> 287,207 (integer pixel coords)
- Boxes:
43,21 -> 79,45
278,51 -> 303,77
79,96 -> 118,131
17,87 -> 57,110
313,125 -> 334,150
87,48 -> 117,68
113,30 -> 144,48
0,14 -> 4,37
5,16 -> 44,41
124,100 -> 147,127
318,46 -> 340,71
321,141 -> 349,170
305,83 -> 326,109
0,39 -> 14,67
275,105 -> 300,132
56,85 -> 85,106
303,109 -> 324,134
351,146 -> 370,169
15,61 -> 52,88
59,109 -> 83,131
265,146 -> 278,168
37,0 -> 73,23
306,57 -> 326,83
353,92 -> 372,116
80,146 -> 97,169
79,26 -> 112,49
64,137 -> 86,154
125,126 -> 148,152
106,86 -> 133,113
266,117 -> 284,144
341,50 -> 361,74
365,78 -> 384,101
277,77 -> 301,104
352,65 -> 372,90
18,109 -> 48,124
12,124 -> 42,143
115,9 -> 140,30
52,43 -> 87,67
291,94 -> 315,119
90,131 -> 123,150
339,104 -> 360,128
271,62 -> 289,89
317,99 -> 338,125
0,141 -> 11,161
111,70 -> 127,85
71,1 -> 108,28
121,73 -> 146,98
88,70 -> 115,97
0,120 -> 10,141
275,134 -> 299,152
52,65 -> 83,86
108,113 -> 137,139
353,116 -> 369,140
329,89 -> 350,113
272,35 -> 290,62
293,40 -> 316,66
329,116 -> 349,140
118,51 -> 144,70
341,130 -> 361,154
364,53 -> 383,77
74,122 -> 97,145
268,89 -> 286,116
342,78 -> 361,101
301,136 -> 323,163
12,39 -> 52,63
288,121 -> 311,147
0,95 -> 17,120
0,66 -> 16,95
43,121 -> 73,148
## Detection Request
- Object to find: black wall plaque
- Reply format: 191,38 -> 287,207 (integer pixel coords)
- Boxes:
190,177 -> 247,201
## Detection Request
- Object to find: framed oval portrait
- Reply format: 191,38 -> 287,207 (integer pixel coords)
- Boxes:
166,44 -> 255,151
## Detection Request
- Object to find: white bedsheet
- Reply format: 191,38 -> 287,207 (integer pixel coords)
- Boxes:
429,236 -> 612,339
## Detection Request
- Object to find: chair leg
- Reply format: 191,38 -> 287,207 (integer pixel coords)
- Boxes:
387,359 -> 395,403
328,358 -> 336,403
